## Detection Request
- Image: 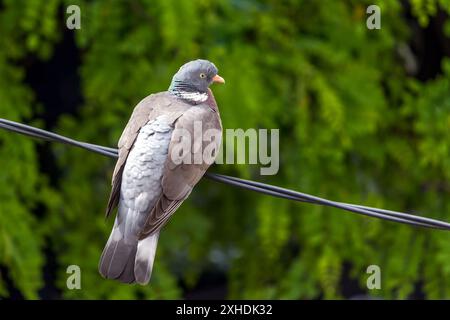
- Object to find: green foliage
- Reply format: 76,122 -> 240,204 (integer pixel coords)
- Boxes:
409,0 -> 450,26
0,0 -> 449,299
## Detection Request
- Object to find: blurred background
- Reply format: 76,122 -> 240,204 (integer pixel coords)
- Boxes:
0,0 -> 449,299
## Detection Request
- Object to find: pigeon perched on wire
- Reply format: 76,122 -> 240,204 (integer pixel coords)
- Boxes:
99,59 -> 225,284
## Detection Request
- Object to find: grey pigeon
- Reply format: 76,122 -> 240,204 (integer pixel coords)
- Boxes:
99,59 -> 224,285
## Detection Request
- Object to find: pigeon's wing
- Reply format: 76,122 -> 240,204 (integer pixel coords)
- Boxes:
105,93 -> 173,218
139,103 -> 222,238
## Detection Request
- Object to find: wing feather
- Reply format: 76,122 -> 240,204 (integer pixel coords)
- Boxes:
105,93 -> 173,217
139,92 -> 222,238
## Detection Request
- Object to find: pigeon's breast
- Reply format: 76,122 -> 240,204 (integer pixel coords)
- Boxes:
119,115 -> 173,237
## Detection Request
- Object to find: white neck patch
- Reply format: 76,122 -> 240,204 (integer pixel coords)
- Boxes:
174,91 -> 208,103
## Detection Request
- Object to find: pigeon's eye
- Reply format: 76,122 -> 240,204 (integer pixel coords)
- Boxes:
199,73 -> 206,79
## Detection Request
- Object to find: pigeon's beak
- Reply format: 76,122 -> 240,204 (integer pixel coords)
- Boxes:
212,74 -> 225,84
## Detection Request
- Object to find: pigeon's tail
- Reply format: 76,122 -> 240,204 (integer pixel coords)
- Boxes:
134,232 -> 160,285
98,224 -> 160,285
98,223 -> 138,284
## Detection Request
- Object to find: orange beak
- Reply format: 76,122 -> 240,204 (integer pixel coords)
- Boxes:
212,74 -> 225,84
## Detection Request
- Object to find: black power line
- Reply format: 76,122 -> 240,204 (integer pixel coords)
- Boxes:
1,118 -> 449,231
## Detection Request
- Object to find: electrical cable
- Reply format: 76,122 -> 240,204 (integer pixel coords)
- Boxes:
1,118 -> 448,231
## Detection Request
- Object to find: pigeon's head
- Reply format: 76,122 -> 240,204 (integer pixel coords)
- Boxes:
169,59 -> 225,94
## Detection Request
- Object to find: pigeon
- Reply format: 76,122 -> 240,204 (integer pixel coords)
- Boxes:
99,59 -> 224,285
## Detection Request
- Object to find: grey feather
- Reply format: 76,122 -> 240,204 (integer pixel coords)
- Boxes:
98,219 -> 137,280
117,244 -> 137,283
134,232 -> 160,285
